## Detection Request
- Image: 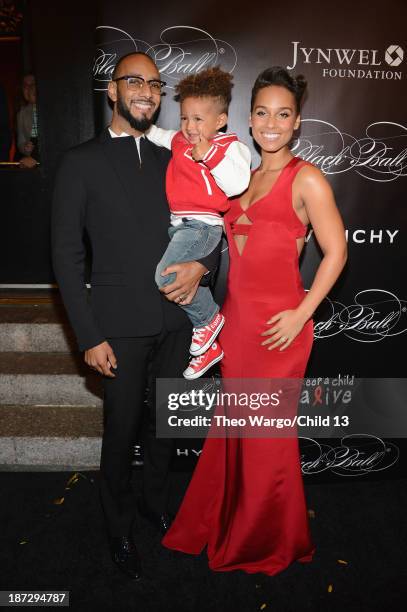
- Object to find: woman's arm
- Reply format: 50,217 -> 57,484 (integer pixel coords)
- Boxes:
262,165 -> 347,350
295,165 -> 347,321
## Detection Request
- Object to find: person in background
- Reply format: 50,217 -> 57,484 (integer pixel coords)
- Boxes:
16,73 -> 39,169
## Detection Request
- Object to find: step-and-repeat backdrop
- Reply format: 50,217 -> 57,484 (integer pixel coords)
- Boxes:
92,0 -> 406,480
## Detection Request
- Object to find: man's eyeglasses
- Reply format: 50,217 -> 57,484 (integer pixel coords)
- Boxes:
112,75 -> 166,94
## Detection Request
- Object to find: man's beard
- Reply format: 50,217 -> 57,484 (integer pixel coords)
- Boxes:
117,95 -> 155,132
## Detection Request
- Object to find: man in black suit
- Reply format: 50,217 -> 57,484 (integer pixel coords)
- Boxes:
52,52 -> 219,580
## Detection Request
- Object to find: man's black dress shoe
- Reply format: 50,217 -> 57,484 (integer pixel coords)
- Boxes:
110,535 -> 142,580
138,502 -> 173,535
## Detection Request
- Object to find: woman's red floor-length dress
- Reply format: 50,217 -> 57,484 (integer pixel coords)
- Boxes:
162,157 -> 316,576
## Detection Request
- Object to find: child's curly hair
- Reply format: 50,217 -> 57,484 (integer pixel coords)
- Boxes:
174,67 -> 234,114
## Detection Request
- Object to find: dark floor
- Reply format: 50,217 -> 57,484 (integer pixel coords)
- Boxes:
0,470 -> 406,612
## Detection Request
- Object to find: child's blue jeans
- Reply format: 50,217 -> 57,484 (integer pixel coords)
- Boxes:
155,219 -> 222,328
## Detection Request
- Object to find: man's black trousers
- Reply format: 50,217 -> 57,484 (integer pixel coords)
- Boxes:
99,321 -> 191,537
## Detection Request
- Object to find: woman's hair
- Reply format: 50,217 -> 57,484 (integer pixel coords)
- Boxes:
250,66 -> 307,114
174,67 -> 234,114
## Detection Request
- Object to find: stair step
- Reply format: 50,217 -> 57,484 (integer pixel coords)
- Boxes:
0,288 -> 61,305
0,304 -> 66,323
0,323 -> 75,352
0,437 -> 101,470
0,303 -> 75,352
0,352 -> 86,374
0,405 -> 102,469
0,404 -> 102,436
0,353 -> 102,406
0,292 -> 103,468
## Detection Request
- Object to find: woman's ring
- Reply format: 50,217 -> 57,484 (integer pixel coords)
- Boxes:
280,336 -> 287,343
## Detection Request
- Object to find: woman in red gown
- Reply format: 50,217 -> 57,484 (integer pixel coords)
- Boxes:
162,67 -> 347,576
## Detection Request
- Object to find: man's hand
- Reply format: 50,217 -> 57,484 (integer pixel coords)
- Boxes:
160,261 -> 207,304
191,131 -> 212,162
19,156 -> 37,169
84,340 -> 117,377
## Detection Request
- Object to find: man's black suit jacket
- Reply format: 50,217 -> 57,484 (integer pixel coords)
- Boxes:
52,128 -> 218,351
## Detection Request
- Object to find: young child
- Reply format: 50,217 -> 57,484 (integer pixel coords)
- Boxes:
147,67 -> 251,379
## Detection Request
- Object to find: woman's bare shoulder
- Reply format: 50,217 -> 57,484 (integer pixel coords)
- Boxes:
296,160 -> 325,179
294,160 -> 332,192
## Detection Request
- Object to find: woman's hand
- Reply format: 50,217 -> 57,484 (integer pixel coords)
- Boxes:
260,309 -> 308,351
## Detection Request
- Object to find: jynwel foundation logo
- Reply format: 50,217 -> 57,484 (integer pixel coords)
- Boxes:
287,41 -> 404,80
